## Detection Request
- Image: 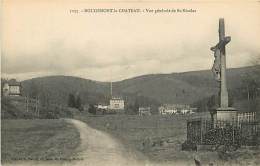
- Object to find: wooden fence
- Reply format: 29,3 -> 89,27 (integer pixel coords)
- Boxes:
25,96 -> 40,118
238,112 -> 257,126
24,96 -> 70,119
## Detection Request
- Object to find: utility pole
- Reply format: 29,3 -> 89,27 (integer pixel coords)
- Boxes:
26,96 -> 29,112
109,68 -> 112,98
247,84 -> 250,112
110,81 -> 113,98
35,96 -> 40,118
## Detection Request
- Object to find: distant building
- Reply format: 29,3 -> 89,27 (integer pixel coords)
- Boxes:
159,104 -> 195,115
159,105 -> 177,115
97,104 -> 109,110
109,97 -> 124,110
2,79 -> 22,96
139,107 -> 151,116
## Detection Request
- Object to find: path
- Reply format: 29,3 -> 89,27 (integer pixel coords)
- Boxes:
67,118 -> 148,166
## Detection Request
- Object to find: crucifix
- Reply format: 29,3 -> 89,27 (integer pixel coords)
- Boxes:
211,18 -> 231,108
211,18 -> 237,122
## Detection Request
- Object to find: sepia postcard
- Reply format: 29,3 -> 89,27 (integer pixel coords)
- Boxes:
1,0 -> 260,166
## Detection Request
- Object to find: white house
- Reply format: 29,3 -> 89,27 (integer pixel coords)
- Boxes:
159,104 -> 195,115
109,97 -> 124,110
97,104 -> 109,110
159,106 -> 177,115
2,79 -> 22,96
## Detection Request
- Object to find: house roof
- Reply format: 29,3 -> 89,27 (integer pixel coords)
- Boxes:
111,96 -> 124,100
6,79 -> 21,86
139,107 -> 151,111
162,104 -> 190,109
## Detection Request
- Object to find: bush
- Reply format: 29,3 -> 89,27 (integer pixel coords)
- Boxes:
181,140 -> 197,151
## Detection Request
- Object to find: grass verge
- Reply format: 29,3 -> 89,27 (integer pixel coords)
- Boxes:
1,119 -> 80,161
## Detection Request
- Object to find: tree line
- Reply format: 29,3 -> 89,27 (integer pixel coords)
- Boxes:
67,93 -> 82,110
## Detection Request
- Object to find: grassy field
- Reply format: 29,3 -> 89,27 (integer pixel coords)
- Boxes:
76,113 -> 260,165
1,119 -> 80,161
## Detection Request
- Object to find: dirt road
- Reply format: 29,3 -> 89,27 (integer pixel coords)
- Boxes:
2,119 -> 149,166
67,119 -> 149,166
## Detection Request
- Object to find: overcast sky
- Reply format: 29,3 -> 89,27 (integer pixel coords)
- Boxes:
1,1 -> 260,81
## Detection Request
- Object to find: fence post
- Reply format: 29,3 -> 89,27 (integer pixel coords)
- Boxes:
26,96 -> 28,112
34,97 -> 39,118
35,97 -> 37,118
232,125 -> 235,144
187,121 -> 189,141
37,98 -> 40,118
200,119 -> 203,144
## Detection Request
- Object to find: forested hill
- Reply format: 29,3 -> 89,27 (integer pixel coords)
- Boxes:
21,65 -> 260,106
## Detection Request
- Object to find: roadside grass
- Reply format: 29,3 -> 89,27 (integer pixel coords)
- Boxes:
1,96 -> 76,119
1,119 -> 80,161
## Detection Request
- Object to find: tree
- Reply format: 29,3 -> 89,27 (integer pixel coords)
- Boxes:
228,93 -> 234,107
133,98 -> 140,114
41,91 -> 51,108
207,95 -> 218,110
68,94 -> 76,108
1,78 -> 8,96
29,80 -> 39,99
248,55 -> 260,119
241,73 -> 259,112
75,95 -> 82,109
192,97 -> 208,112
88,104 -> 96,114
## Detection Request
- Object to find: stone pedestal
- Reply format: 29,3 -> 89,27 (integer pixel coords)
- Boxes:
215,107 -> 237,121
212,107 -> 237,128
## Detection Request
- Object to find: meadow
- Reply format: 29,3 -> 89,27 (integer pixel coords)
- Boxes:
1,119 -> 80,161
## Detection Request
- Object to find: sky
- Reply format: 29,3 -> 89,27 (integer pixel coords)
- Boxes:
1,0 -> 260,81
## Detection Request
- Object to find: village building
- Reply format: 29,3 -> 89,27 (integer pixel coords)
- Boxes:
109,97 -> 124,110
2,79 -> 22,97
159,105 -> 177,115
139,107 -> 151,116
159,104 -> 195,115
97,104 -> 109,110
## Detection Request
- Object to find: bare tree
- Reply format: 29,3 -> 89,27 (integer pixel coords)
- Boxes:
241,55 -> 260,114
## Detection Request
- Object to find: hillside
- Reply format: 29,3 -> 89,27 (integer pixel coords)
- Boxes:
22,76 -> 110,105
21,65 -> 259,107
